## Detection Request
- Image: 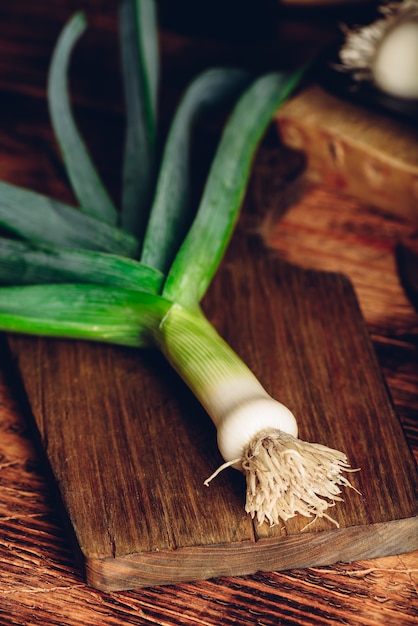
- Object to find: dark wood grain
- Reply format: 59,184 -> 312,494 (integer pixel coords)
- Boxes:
0,1 -> 417,623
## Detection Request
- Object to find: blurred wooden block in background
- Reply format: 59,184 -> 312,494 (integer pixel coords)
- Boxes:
275,84 -> 418,222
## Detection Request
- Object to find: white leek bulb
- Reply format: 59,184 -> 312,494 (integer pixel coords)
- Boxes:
216,394 -> 298,463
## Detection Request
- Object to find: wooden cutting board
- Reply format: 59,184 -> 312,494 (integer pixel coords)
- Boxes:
6,219 -> 418,592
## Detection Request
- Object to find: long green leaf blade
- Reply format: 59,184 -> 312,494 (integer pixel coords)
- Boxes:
119,0 -> 159,240
0,238 -> 163,293
47,11 -> 118,224
0,284 -> 171,347
140,68 -> 251,274
134,0 -> 159,127
0,181 -> 139,257
163,69 -> 305,307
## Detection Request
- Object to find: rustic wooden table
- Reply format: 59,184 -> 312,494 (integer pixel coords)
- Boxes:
0,2 -> 417,624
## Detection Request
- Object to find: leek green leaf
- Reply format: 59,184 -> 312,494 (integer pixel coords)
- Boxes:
0,181 -> 138,257
0,284 -> 171,347
140,67 -> 251,274
163,70 -> 305,307
119,0 -> 159,240
47,12 -> 118,224
0,238 -> 163,293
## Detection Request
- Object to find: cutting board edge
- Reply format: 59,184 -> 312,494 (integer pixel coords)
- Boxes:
84,515 -> 418,592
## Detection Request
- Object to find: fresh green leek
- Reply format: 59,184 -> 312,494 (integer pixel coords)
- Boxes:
0,4 -> 355,527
